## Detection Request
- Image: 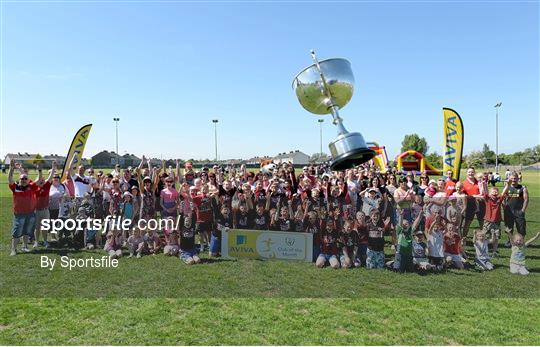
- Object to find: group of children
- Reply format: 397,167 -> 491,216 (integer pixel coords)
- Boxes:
15,157 -> 537,274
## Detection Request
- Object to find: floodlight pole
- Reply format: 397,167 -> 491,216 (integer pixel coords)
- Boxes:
494,103 -> 502,172
113,117 -> 120,165
318,119 -> 324,157
212,119 -> 219,161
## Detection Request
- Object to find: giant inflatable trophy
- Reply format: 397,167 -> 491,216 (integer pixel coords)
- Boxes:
292,51 -> 375,171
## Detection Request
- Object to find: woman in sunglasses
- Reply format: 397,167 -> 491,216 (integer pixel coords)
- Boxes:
160,176 -> 179,221
49,172 -> 67,222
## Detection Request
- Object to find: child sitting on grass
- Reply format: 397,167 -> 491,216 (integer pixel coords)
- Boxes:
143,229 -> 161,256
164,230 -> 180,256
412,230 -> 433,272
316,216 -> 340,269
444,223 -> 466,269
474,230 -> 494,271
104,229 -> 123,259
506,231 -> 540,276
84,227 -> 98,250
315,218 -> 339,269
127,228 -> 144,258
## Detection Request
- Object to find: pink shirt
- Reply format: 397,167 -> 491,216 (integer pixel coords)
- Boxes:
160,187 -> 179,204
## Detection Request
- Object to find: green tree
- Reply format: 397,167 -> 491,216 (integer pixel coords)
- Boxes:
425,151 -> 443,167
482,144 -> 496,165
32,153 -> 46,166
401,134 -> 429,154
310,153 -> 330,163
521,145 -> 540,165
464,151 -> 484,168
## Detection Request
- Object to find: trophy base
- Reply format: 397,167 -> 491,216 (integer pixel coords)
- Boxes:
329,132 -> 376,171
330,147 -> 376,171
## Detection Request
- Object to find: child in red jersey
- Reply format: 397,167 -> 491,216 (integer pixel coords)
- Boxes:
481,185 -> 509,257
444,223 -> 465,269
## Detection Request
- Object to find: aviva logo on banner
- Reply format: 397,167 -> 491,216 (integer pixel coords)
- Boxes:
61,124 -> 92,181
442,108 -> 464,180
222,229 -> 313,262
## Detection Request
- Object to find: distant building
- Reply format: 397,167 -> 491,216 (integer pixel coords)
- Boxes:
273,150 -> 309,166
92,150 -> 123,167
122,153 -> 142,168
3,153 -> 66,168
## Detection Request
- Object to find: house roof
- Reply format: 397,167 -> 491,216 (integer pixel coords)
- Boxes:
274,150 -> 307,159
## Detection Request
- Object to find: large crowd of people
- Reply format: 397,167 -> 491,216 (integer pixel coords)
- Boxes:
7,156 -> 539,274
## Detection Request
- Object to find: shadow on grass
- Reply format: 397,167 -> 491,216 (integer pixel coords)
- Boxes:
199,257 -> 233,264
30,248 -> 85,256
526,255 -> 540,260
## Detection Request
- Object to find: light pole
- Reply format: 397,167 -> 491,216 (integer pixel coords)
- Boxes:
318,119 -> 324,157
494,103 -> 502,172
212,119 -> 219,162
113,117 -> 120,165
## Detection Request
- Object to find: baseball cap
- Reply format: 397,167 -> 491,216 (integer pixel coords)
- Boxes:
143,176 -> 152,183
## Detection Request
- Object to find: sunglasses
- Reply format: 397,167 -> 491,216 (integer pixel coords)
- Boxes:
166,180 -> 174,183
53,177 -> 60,179
20,177 -> 28,181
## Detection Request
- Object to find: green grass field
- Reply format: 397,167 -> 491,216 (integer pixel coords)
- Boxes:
1,170 -> 539,344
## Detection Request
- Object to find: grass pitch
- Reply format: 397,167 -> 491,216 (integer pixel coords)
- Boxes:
0,170 -> 539,344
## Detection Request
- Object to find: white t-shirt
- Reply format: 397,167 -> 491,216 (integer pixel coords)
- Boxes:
103,182 -> 112,202
49,184 -> 66,210
71,174 -> 95,198
428,231 -> 444,257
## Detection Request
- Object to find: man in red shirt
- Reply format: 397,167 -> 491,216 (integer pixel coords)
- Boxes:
461,167 -> 486,244
444,169 -> 457,197
33,162 -> 57,248
8,161 -> 40,256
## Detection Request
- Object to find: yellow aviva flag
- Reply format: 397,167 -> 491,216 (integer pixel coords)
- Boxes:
442,108 -> 464,180
61,124 -> 93,181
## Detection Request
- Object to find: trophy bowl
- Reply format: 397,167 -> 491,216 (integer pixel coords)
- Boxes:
292,58 -> 354,115
292,52 -> 375,171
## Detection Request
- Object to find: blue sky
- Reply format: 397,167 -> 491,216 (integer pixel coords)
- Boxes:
1,1 -> 538,161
